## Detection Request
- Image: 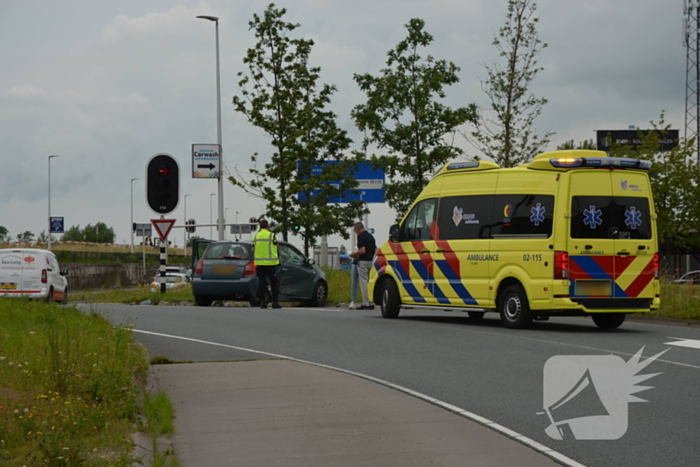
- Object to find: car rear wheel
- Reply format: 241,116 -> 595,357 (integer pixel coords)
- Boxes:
380,279 -> 400,319
310,282 -> 327,307
194,295 -> 214,307
592,313 -> 626,329
249,290 -> 271,307
498,284 -> 533,329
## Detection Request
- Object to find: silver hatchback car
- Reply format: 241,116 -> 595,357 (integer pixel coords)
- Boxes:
191,239 -> 328,307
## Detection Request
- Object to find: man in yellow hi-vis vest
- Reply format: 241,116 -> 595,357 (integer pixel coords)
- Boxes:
252,219 -> 281,309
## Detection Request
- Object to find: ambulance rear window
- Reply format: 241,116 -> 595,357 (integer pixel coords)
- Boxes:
571,196 -> 652,239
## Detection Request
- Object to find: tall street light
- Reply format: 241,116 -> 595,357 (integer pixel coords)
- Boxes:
183,194 -> 191,254
197,15 -> 224,241
210,193 -> 216,239
130,178 -> 139,253
48,155 -> 59,251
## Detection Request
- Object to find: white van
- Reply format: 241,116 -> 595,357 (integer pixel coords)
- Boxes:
0,248 -> 69,302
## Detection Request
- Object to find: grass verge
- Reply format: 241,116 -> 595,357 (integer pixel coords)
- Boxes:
0,298 -> 179,466
323,267 -> 351,304
646,280 -> 700,320
142,391 -> 178,467
72,286 -> 195,305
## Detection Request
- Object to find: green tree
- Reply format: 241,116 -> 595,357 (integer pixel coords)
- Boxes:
0,226 -> 8,242
468,0 -> 552,167
36,231 -> 56,243
608,112 -> 700,255
556,139 -> 596,150
352,18 -> 477,218
233,3 -> 365,248
16,231 -> 34,243
61,225 -> 84,242
82,223 -> 116,244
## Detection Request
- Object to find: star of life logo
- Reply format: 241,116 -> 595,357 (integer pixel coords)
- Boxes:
530,203 -> 545,226
539,347 -> 667,440
625,206 -> 642,229
583,206 -> 603,229
452,206 -> 463,227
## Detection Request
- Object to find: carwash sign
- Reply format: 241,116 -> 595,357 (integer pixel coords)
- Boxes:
192,144 -> 220,179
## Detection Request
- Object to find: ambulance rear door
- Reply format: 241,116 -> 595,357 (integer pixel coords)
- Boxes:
568,171 -> 618,305
609,171 -> 656,305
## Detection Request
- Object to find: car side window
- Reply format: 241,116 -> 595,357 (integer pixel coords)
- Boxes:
279,245 -> 305,266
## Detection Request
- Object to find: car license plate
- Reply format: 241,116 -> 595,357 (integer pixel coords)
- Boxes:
575,280 -> 612,297
213,264 -> 236,275
0,284 -> 17,290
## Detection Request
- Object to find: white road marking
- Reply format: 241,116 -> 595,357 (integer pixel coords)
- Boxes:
665,338 -> 700,350
132,328 -> 586,467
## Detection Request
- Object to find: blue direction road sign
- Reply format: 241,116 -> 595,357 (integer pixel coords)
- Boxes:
50,217 -> 64,234
298,161 -> 385,204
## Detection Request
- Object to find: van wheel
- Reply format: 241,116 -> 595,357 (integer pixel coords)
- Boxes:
62,288 -> 68,304
194,295 -> 213,307
310,282 -> 327,307
592,313 -> 626,329
46,288 -> 54,303
468,311 -> 485,320
380,280 -> 401,319
498,284 -> 533,329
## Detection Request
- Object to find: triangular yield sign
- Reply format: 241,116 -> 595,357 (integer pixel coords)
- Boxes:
151,219 -> 176,241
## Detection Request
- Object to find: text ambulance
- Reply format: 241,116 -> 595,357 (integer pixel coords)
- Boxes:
368,150 -> 659,329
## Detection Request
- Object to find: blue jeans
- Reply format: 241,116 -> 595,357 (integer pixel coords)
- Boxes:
350,262 -> 358,302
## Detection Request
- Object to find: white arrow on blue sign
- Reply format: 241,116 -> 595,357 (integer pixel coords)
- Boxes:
297,161 -> 385,204
50,217 -> 64,234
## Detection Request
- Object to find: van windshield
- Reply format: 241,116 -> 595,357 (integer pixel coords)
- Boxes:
570,196 -> 652,239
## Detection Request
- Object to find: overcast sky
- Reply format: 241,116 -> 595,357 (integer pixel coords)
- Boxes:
0,0 -> 688,253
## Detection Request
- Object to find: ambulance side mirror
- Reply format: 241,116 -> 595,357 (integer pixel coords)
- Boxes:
389,224 -> 401,243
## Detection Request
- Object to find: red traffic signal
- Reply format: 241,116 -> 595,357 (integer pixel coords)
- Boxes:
146,154 -> 180,214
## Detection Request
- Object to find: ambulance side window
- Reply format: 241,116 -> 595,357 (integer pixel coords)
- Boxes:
437,195 -> 493,240
401,199 -> 437,241
492,194 -> 554,237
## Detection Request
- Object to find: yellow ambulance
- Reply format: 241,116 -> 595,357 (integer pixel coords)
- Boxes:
368,150 -> 659,329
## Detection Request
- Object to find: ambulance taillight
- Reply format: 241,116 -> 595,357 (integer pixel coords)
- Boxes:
554,251 -> 569,279
653,253 -> 659,279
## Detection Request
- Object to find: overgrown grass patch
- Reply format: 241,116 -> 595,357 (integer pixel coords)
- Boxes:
0,298 -> 149,465
647,280 -> 700,321
323,267 -> 351,304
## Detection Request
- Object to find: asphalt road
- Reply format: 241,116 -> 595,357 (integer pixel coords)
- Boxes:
87,303 -> 700,467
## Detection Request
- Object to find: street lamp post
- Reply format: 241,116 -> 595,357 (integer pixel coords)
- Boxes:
184,194 -> 191,255
130,178 -> 139,253
48,155 -> 59,251
210,193 -> 216,239
225,207 -> 232,240
197,15 -> 225,241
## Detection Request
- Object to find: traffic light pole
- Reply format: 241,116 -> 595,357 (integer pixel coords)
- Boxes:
160,216 -> 167,294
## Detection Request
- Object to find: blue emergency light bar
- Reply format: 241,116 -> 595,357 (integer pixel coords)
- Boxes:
549,157 -> 652,170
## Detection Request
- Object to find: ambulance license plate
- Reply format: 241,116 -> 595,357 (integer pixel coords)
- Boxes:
575,280 -> 612,297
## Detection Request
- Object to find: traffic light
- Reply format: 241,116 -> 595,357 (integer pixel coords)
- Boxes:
146,154 -> 179,214
292,224 -> 300,232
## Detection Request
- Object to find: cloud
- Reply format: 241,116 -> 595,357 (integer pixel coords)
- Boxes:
7,84 -> 44,97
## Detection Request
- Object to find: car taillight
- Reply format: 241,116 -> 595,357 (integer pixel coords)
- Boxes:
244,261 -> 256,276
195,259 -> 204,276
41,269 -> 47,283
653,253 -> 659,279
554,251 -> 569,279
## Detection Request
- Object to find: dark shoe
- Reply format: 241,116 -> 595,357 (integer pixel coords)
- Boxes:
359,305 -> 375,310
272,303 -> 282,309
260,304 -> 267,309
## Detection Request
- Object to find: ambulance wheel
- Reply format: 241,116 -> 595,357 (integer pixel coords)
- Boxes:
468,311 -> 485,320
592,313 -> 626,329
380,280 -> 401,319
498,284 -> 533,329
195,295 -> 214,307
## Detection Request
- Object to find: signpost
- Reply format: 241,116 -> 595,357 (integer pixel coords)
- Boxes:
297,161 -> 385,204
596,129 -> 680,152
49,217 -> 64,234
151,219 -> 176,294
192,144 -> 220,179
